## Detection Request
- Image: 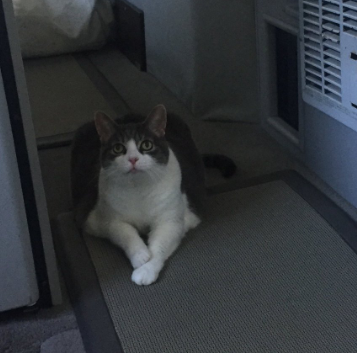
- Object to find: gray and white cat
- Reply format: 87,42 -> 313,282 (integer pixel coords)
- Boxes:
71,105 -> 235,285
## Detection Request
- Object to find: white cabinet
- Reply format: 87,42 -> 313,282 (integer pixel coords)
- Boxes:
0,0 -> 61,311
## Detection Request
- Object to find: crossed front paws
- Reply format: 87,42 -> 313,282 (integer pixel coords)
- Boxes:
131,247 -> 151,269
130,248 -> 160,285
132,261 -> 159,286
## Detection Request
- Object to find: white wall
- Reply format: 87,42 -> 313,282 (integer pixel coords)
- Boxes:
126,0 -> 196,106
191,0 -> 258,121
303,104 -> 357,208
126,0 -> 258,122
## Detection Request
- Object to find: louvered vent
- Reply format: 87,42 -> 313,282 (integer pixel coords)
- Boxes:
343,1 -> 357,36
302,0 -> 342,102
301,0 -> 357,130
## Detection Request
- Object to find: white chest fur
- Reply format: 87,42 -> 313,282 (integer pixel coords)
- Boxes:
94,149 -> 184,231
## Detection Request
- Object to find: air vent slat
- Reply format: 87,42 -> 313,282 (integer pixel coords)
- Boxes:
305,15 -> 321,26
323,39 -> 340,50
306,41 -> 321,51
306,48 -> 322,60
323,12 -> 341,24
306,65 -> 322,76
305,32 -> 321,43
324,48 -> 341,60
325,65 -> 341,78
305,22 -> 321,34
323,0 -> 340,5
325,74 -> 341,86
325,82 -> 342,95
344,9 -> 357,21
344,18 -> 357,30
343,1 -> 357,11
322,31 -> 340,42
305,56 -> 322,69
304,5 -> 320,16
306,82 -> 323,93
307,74 -> 323,86
322,3 -> 340,14
322,22 -> 340,33
325,91 -> 342,102
345,28 -> 357,36
303,0 -> 319,7
324,56 -> 341,68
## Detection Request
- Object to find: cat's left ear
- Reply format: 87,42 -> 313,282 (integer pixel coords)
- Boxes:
144,104 -> 167,138
94,112 -> 116,143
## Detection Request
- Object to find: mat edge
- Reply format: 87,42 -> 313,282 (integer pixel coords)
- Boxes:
52,214 -> 124,353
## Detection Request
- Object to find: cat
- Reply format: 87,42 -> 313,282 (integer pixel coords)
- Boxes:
71,105 -> 236,285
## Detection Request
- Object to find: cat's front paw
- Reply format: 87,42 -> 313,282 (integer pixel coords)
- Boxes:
130,248 -> 151,269
131,262 -> 159,285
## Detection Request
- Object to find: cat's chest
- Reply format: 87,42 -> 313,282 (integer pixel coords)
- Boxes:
110,187 -> 155,219
97,149 -> 183,229
99,179 -> 182,229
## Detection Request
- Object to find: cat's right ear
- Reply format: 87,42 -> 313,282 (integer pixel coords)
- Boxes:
94,112 -> 116,143
144,104 -> 167,138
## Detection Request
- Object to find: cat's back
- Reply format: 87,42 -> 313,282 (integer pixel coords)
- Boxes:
165,114 -> 206,215
71,120 -> 101,226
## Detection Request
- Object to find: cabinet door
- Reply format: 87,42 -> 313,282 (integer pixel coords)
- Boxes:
0,0 -> 61,310
0,67 -> 39,312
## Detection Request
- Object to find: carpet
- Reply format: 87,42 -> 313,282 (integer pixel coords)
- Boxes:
55,173 -> 357,353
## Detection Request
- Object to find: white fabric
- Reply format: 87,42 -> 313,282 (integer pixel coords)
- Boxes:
13,0 -> 114,58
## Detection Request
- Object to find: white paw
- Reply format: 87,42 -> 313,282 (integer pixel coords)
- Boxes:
130,248 -> 151,269
131,262 -> 159,286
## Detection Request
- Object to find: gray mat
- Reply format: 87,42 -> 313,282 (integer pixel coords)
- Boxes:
84,180 -> 357,353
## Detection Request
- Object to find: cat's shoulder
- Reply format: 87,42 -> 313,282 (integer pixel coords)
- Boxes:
73,119 -> 97,143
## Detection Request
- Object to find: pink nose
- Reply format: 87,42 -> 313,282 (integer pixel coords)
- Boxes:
129,157 -> 138,165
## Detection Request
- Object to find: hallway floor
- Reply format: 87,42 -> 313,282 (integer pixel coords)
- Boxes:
1,47 -> 357,353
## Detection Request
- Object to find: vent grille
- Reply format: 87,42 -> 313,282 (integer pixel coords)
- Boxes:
343,1 -> 357,35
302,0 -> 342,102
300,0 -> 357,131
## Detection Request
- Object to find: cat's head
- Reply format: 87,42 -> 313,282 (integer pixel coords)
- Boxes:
94,105 -> 169,178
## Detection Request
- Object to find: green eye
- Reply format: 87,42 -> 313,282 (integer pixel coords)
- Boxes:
140,140 -> 154,152
112,143 -> 125,155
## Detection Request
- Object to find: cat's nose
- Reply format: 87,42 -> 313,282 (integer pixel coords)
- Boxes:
129,157 -> 139,166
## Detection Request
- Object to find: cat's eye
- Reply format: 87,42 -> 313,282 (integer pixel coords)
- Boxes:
112,143 -> 125,155
140,140 -> 154,152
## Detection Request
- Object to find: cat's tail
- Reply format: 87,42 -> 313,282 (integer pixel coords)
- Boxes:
202,154 -> 237,178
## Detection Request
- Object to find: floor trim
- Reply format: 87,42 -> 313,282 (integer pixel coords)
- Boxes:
37,132 -> 74,150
